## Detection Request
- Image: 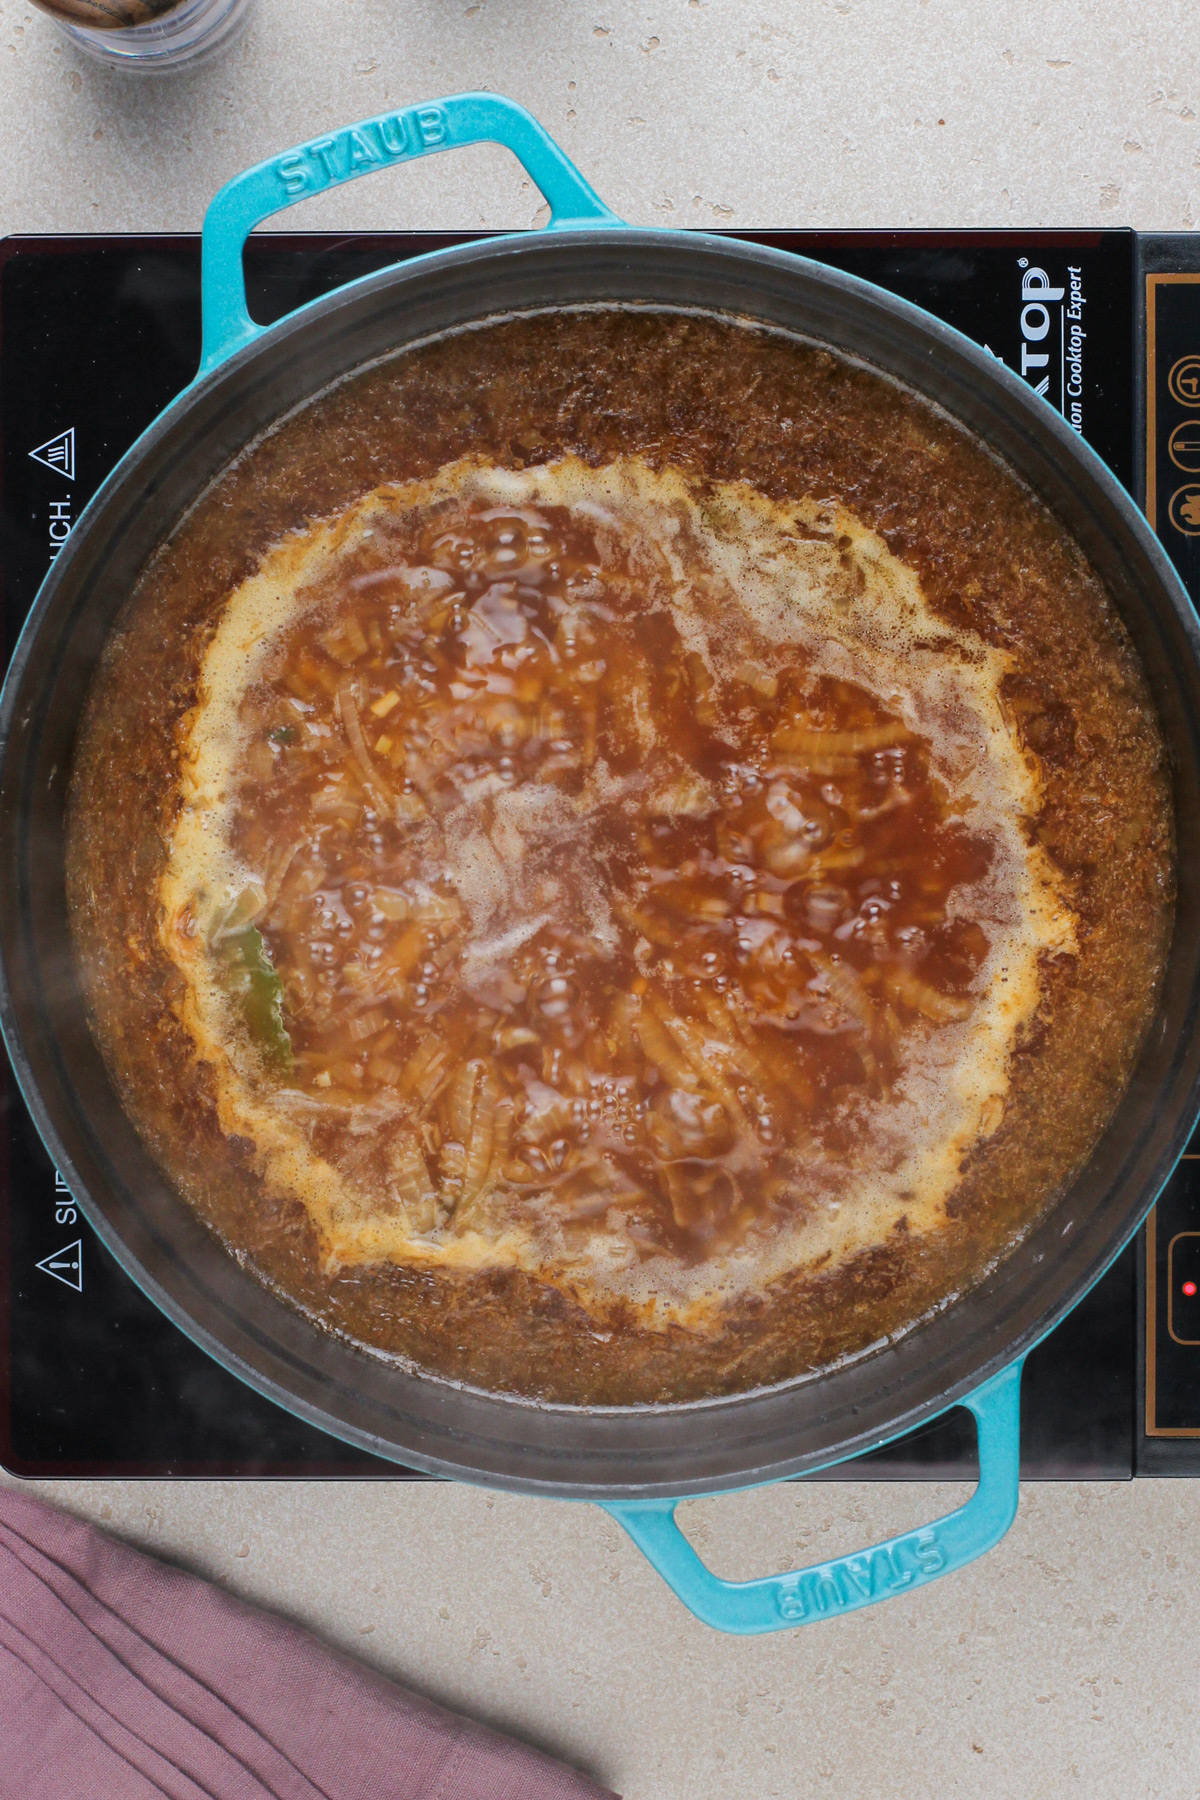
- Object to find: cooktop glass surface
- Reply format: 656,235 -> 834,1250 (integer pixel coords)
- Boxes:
0,227 -> 1191,1479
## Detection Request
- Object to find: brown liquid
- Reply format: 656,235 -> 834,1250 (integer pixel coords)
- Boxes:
67,310 -> 1175,1404
219,491 -> 991,1266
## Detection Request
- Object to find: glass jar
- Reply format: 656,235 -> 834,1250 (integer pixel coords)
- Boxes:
32,0 -> 255,71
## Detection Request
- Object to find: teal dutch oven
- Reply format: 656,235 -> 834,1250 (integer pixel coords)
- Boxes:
2,95 -> 1200,1635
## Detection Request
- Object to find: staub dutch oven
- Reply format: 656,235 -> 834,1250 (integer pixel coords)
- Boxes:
2,95 -> 1199,1635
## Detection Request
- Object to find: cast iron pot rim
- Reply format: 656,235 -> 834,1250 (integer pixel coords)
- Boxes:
2,223 -> 1198,1496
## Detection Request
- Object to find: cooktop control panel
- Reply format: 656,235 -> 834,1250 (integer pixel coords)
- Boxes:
1137,235 -> 1200,1474
1141,1161 -> 1200,1466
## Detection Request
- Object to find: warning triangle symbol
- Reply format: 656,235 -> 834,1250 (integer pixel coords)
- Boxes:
36,1239 -> 82,1292
29,427 -> 75,482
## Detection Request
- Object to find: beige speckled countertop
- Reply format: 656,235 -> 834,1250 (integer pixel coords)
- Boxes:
2,3 -> 1200,1796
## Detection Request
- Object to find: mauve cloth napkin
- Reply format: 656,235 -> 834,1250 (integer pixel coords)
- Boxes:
0,1486 -> 617,1800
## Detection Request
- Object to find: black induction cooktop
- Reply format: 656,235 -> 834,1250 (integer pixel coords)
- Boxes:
2,227 -> 1199,1482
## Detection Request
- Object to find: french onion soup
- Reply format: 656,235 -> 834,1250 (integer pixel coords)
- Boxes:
67,310 -> 1174,1403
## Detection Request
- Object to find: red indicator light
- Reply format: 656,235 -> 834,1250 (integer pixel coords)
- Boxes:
1184,1281 -> 1197,1297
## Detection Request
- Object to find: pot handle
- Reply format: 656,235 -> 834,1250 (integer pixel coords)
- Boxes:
198,92 -> 621,375
599,1358 -> 1023,1635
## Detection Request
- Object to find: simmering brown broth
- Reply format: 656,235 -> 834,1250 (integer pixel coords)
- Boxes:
67,310 -> 1174,1403
228,501 -> 988,1258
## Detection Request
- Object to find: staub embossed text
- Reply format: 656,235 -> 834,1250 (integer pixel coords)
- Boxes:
274,107 -> 449,199
774,1528 -> 947,1621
